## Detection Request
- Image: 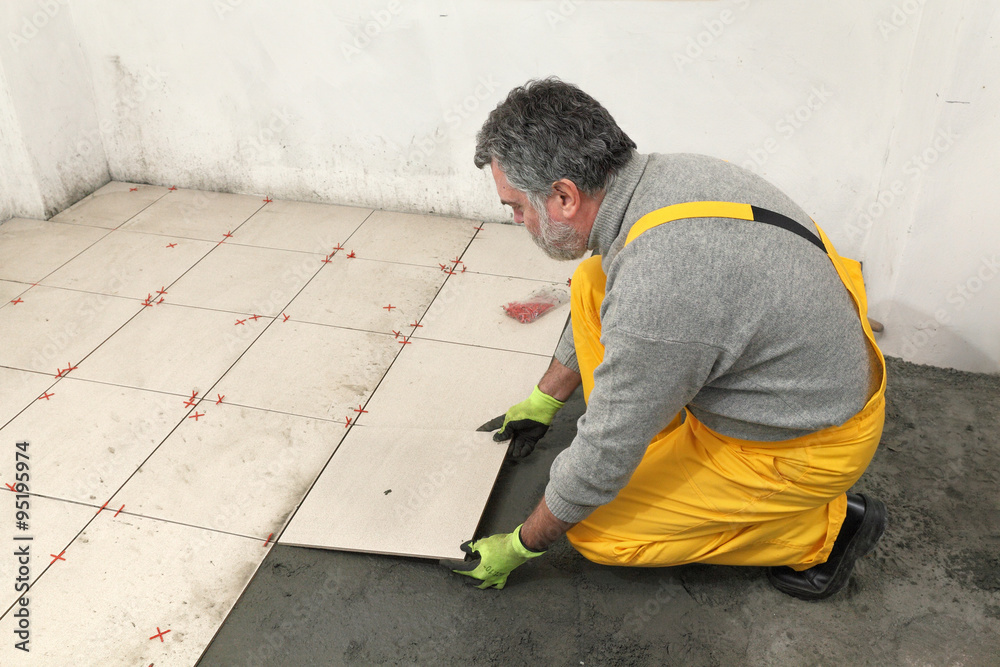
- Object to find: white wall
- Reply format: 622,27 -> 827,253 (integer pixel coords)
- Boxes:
0,0 -> 108,218
0,0 -> 996,372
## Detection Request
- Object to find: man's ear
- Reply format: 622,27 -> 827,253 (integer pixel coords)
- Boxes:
551,179 -> 582,218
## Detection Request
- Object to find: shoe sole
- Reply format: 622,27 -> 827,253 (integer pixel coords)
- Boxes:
769,493 -> 887,601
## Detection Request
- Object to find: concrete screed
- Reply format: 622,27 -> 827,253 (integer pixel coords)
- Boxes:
200,356 -> 1000,666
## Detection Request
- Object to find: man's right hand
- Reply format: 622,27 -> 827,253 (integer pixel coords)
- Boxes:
478,386 -> 565,459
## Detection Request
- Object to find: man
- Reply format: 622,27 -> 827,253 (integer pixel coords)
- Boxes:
450,78 -> 887,601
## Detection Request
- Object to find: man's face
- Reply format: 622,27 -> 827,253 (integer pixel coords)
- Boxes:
490,161 -> 589,261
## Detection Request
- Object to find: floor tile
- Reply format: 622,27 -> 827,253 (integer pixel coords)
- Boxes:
359,338 -> 551,431
346,209 -> 478,267
0,507 -> 263,666
461,222 -> 581,283
0,219 -> 108,283
416,272 -> 571,355
73,302 -> 269,396
40,230 -> 214,300
213,320 -> 398,421
113,403 -> 347,537
50,181 -> 169,229
232,199 -> 372,254
0,286 -> 141,376
120,189 -> 265,242
166,243 -> 324,317
0,495 -> 97,612
0,379 -> 190,504
0,368 -> 57,429
279,427 -> 506,559
288,254 -> 446,333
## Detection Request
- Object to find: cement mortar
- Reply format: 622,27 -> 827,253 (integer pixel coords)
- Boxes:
199,356 -> 1000,666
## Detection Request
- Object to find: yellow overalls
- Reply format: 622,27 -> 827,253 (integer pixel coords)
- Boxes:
564,202 -> 887,570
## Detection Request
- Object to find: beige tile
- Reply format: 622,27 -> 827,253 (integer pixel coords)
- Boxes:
360,338 -> 551,430
0,280 -> 30,308
73,302 -> 269,395
279,427 -> 506,559
0,495 -> 98,612
214,320 -> 398,421
0,507 -> 264,666
0,379 -> 190,504
417,272 -> 570,356
0,368 -> 57,430
120,188 -> 265,242
114,403 -> 347,537
288,254 -> 446,333
461,222 -> 581,283
50,181 -> 169,229
233,199 -> 372,254
0,219 -> 108,283
40,230 -> 215,300
166,243 -> 324,317
347,209 -> 478,267
0,286 -> 141,376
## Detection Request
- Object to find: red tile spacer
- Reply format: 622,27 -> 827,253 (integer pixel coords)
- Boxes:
461,266 -> 466,273
346,250 -> 356,259
183,390 -> 199,408
223,231 -> 234,238
264,533 -> 274,547
249,314 -> 261,321
216,394 -> 224,405
474,225 -> 484,231
166,243 -> 177,248
383,304 -> 396,312
235,318 -> 246,326
142,293 -> 154,307
114,505 -> 124,517
398,337 -> 411,345
54,363 -> 78,378
263,196 -> 273,203
37,392 -> 53,400
392,330 -> 401,339
97,500 -> 109,514
50,550 -> 66,564
333,243 -> 345,252
129,187 -> 138,192
567,278 -> 572,286
4,483 -> 15,492
169,186 -> 177,191
10,298 -> 23,305
345,416 -> 352,427
189,411 -> 205,421
149,627 -> 171,642
352,405 -> 368,414
156,287 -> 168,295
409,321 -> 422,328
282,313 -> 290,322
322,254 -> 332,263
157,297 -> 164,304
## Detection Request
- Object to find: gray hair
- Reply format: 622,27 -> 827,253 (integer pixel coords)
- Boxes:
474,77 -> 636,201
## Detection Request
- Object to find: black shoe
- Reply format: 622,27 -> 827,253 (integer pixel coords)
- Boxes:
767,493 -> 887,601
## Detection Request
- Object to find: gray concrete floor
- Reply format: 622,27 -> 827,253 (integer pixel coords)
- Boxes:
198,356 -> 1000,666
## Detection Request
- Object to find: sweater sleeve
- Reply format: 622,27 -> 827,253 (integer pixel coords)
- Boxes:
544,327 -> 720,522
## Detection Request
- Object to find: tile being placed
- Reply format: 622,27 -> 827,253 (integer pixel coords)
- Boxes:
0,219 -> 107,283
166,243 -> 324,317
461,222 -> 581,283
50,181 -> 169,229
214,320 -> 398,421
417,272 -> 570,356
288,255 -> 446,332
73,302 -> 269,396
121,188 -> 265,242
0,379 -> 190,504
0,286 -> 141,376
346,209 -> 478,267
0,368 -> 55,429
114,402 -> 347,537
0,495 -> 98,613
0,508 -> 264,666
280,426 -> 506,559
40,230 -> 214,300
360,338 -> 551,431
233,199 -> 372,254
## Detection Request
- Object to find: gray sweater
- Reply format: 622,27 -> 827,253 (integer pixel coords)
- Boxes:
546,152 -> 880,524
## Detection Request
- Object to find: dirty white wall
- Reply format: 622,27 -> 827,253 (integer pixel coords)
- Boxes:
0,0 -> 996,371
0,0 -> 108,218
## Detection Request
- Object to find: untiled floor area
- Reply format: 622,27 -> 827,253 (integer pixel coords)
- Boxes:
0,182 -> 576,665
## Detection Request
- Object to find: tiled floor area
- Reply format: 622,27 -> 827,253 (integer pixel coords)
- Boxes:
0,183 -> 575,665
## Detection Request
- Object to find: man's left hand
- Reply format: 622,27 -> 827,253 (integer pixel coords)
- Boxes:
445,525 -> 545,590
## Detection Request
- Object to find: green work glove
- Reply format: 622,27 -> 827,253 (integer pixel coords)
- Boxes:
447,525 -> 546,590
478,386 -> 565,459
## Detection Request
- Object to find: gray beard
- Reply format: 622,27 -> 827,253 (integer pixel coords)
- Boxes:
528,201 -> 589,261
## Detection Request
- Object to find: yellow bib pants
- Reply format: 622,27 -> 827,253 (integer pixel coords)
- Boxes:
564,203 -> 887,570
